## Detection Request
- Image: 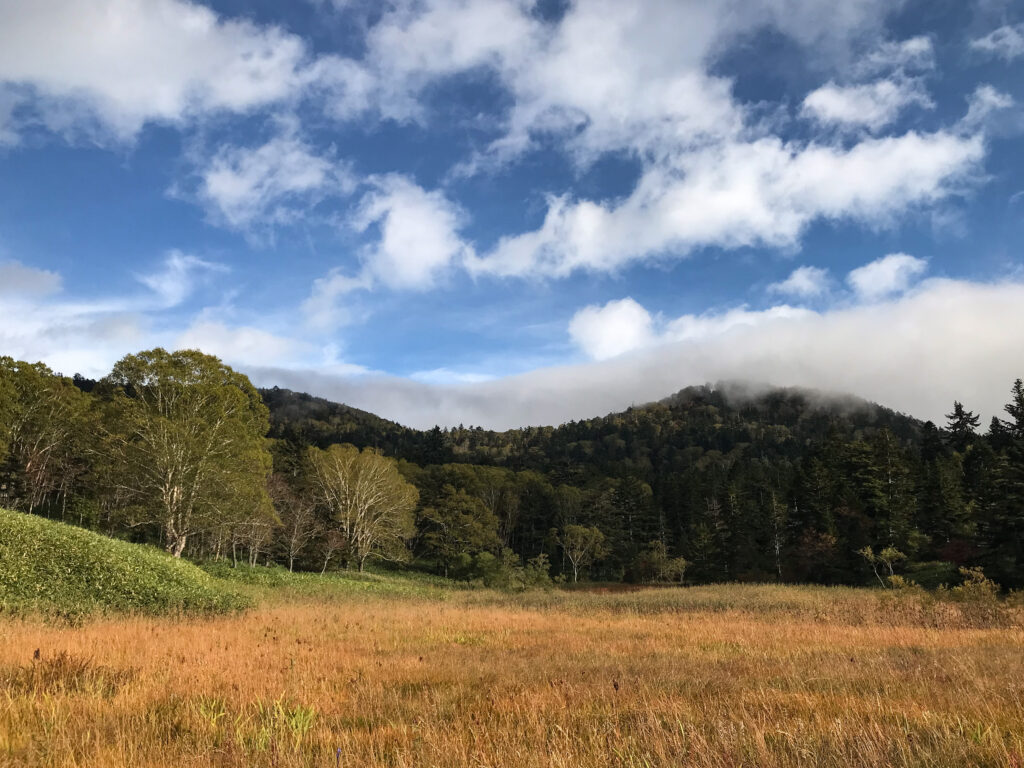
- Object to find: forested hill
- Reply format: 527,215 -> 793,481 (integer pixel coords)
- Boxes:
265,379 -> 1024,588
261,382 -> 925,477
10,354 -> 1023,589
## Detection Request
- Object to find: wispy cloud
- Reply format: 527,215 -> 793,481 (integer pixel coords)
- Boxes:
971,24 -> 1024,63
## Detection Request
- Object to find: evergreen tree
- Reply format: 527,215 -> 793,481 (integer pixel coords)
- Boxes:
944,401 -> 981,452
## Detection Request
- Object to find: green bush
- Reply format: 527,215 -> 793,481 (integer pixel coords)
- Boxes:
461,549 -> 553,591
0,508 -> 249,619
904,561 -> 960,590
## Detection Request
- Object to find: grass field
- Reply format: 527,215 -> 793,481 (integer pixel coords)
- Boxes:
2,577 -> 1023,768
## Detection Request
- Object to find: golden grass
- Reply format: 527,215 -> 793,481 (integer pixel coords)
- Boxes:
2,585 -> 1023,767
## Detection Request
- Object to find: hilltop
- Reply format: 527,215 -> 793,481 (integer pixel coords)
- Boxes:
261,380 -> 925,471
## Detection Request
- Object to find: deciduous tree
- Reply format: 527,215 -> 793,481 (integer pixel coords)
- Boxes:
307,443 -> 417,571
558,524 -> 608,583
100,348 -> 272,557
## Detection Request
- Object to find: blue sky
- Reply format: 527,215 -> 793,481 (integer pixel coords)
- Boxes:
1,0 -> 1023,428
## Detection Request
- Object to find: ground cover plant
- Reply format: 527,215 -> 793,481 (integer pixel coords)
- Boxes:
1,577 -> 1023,768
0,508 -> 248,619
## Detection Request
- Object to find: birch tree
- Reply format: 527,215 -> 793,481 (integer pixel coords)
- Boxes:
558,524 -> 609,583
0,357 -> 93,514
100,348 -> 272,557
269,473 -> 320,572
307,443 -> 417,571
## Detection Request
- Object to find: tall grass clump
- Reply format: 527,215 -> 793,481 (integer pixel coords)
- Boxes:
0,508 -> 249,619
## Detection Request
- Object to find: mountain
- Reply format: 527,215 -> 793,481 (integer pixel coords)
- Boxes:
262,381 -> 926,476
261,380 -> 958,584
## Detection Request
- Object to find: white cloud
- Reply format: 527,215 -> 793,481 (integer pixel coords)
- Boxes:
846,252 -> 928,300
960,84 -> 1017,133
301,269 -> 373,332
0,0 -> 311,141
0,255 -> 358,379
0,261 -> 62,297
135,250 -> 228,308
568,299 -> 814,362
301,175 -> 471,329
855,36 -> 935,75
408,368 -> 496,386
568,298 -> 656,361
971,23 -> 1024,62
196,125 -> 353,232
345,0 -> 903,165
0,0 -> 990,290
801,79 -> 932,131
358,0 -> 541,124
767,265 -> 830,298
334,1 -> 975,287
0,252 -> 230,377
0,89 -> 20,146
176,318 -> 321,370
353,175 -> 471,290
251,278 -> 1024,430
469,131 -> 983,278
663,305 -> 813,343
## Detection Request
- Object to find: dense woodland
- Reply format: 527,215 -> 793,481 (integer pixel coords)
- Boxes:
3,349 -> 1024,589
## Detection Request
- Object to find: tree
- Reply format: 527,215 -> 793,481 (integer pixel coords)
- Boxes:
269,474 -> 320,572
945,401 -> 981,452
1002,379 -> 1024,438
632,540 -> 688,584
558,524 -> 608,583
858,545 -> 907,588
978,379 -> 1024,586
420,485 -> 501,577
307,443 -> 418,571
100,349 -> 272,557
0,360 -> 14,464
0,357 -> 94,515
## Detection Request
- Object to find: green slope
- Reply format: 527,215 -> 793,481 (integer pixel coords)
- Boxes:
0,508 -> 249,619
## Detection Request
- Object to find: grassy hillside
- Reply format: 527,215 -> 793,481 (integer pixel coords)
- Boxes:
0,508 -> 248,619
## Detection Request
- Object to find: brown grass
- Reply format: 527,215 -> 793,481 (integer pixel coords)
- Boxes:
1,584 -> 1023,767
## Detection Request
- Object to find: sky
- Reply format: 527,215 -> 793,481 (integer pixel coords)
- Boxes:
1,0 -> 1023,429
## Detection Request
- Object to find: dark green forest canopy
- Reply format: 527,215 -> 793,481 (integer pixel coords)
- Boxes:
259,382 -> 924,473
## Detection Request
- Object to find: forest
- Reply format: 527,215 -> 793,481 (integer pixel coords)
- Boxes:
3,348 -> 1024,589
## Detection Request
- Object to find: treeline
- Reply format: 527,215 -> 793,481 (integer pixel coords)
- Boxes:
4,350 -> 1024,588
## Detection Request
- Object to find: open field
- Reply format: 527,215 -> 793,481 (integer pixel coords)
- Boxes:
2,582 -> 1023,768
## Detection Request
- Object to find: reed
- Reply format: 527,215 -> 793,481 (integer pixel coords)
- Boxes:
1,583 -> 1022,767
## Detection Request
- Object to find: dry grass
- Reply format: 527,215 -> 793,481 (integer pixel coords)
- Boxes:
1,584 -> 1023,767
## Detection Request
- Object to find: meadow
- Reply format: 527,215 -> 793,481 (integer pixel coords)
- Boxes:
2,575 -> 1023,768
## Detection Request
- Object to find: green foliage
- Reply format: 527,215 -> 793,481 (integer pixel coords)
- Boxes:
306,443 -> 418,570
631,540 -> 688,583
0,507 -> 248,619
558,524 -> 609,583
459,548 -> 552,590
100,348 -> 273,557
858,546 -> 907,588
0,357 -> 94,513
419,484 -> 502,576
947,566 -> 1001,603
